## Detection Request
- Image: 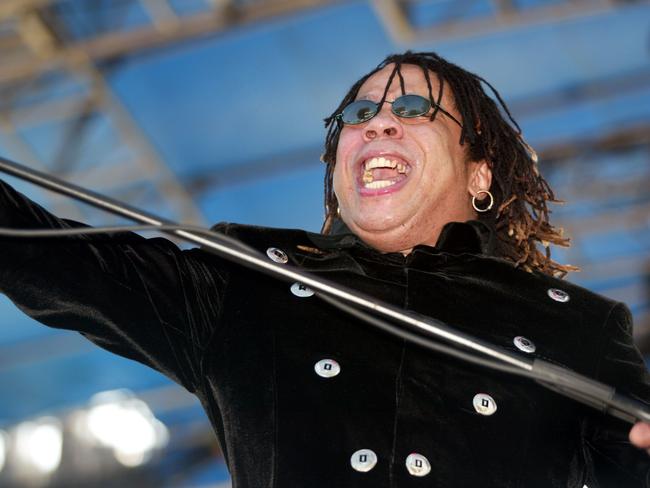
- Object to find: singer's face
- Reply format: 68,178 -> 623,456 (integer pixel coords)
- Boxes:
332,63 -> 491,254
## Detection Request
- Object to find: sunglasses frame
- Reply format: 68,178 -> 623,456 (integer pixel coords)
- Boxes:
335,94 -> 463,129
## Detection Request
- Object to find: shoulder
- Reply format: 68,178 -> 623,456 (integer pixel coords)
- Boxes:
209,222 -> 322,253
439,254 -> 634,377
450,254 -> 625,357
466,252 -> 619,319
535,268 -> 619,318
207,222 -> 353,270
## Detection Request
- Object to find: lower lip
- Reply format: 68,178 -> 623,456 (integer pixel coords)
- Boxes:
357,175 -> 409,197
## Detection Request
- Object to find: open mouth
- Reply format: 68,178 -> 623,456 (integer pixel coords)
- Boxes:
357,156 -> 411,192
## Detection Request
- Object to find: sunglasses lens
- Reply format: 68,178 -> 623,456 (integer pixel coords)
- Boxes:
392,95 -> 430,118
340,100 -> 378,125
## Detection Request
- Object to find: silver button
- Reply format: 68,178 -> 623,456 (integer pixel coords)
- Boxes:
405,453 -> 431,477
473,393 -> 497,416
350,449 -> 377,472
513,336 -> 536,353
314,359 -> 340,378
547,288 -> 570,303
266,247 -> 288,264
290,282 -> 314,297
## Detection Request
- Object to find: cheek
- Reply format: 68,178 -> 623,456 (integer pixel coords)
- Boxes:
334,134 -> 358,188
335,128 -> 359,163
332,164 -> 349,205
332,165 -> 342,192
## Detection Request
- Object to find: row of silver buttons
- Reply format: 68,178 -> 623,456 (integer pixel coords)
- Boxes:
289,283 -> 570,305
267,247 -> 572,304
271,246 -> 546,365
351,449 -> 431,476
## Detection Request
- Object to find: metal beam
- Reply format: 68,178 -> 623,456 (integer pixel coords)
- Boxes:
558,199 -> 650,236
380,0 -> 640,44
539,124 -> 650,165
0,112 -> 85,219
139,0 -> 180,32
491,0 -> 516,16
5,93 -> 100,128
0,0 -> 343,86
370,0 -> 414,43
185,145 -> 323,193
1,8 -> 206,224
415,1 -> 609,41
509,67 -> 650,120
576,254 -> 650,284
0,0 -> 51,20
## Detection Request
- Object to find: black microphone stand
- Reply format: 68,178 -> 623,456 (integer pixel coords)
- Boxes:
0,155 -> 648,425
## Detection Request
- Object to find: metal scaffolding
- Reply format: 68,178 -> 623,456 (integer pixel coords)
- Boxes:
0,0 -> 342,224
371,0 -> 626,43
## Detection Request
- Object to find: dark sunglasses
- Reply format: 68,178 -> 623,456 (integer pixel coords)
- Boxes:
336,94 -> 463,128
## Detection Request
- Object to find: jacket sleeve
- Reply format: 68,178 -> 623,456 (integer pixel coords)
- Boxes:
0,178 -> 229,393
586,302 -> 650,487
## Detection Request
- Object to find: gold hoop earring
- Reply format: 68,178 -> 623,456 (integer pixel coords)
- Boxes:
472,190 -> 494,213
336,206 -> 341,217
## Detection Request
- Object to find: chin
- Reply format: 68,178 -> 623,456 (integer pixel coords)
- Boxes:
346,218 -> 413,248
347,215 -> 402,234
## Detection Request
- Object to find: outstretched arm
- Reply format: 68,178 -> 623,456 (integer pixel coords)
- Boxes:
0,178 -> 229,393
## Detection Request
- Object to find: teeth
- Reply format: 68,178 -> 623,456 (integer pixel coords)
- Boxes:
361,157 -> 409,188
364,156 -> 398,171
364,180 -> 396,189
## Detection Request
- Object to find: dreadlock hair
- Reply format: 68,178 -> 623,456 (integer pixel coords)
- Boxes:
321,51 -> 577,278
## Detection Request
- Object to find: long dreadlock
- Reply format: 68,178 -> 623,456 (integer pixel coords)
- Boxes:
320,51 -> 577,278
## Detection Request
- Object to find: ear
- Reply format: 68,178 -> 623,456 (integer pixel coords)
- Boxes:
467,160 -> 492,198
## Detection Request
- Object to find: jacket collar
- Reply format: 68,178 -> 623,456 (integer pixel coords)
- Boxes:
307,219 -> 496,256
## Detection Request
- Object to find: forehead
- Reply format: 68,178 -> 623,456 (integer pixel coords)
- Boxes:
357,63 -> 441,97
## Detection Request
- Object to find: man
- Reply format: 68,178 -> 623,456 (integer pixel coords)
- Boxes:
1,51 -> 649,487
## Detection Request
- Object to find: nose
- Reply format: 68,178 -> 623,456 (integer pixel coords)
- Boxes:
363,104 -> 403,141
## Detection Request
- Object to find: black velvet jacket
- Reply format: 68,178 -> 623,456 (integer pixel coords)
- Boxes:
1,179 -> 649,487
